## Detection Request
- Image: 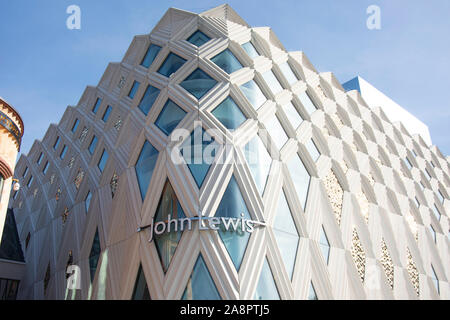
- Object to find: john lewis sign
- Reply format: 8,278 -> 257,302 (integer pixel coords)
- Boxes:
138,214 -> 266,242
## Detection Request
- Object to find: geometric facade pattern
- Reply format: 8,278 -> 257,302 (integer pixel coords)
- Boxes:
9,4 -> 450,300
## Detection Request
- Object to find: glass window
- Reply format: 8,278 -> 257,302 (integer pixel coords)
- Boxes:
431,264 -> 439,295
243,135 -> 272,195
180,68 -> 217,100
27,175 -> 33,188
298,91 -> 317,114
154,181 -> 185,273
23,167 -> 28,177
306,139 -> 320,162
132,265 -> 151,300
43,161 -> 49,174
25,233 -> 31,249
420,181 -> 426,190
262,70 -> 283,95
92,98 -> 102,114
141,44 -> 161,68
211,49 -> 243,74
97,149 -> 108,173
415,197 -> 420,208
155,99 -> 187,136
71,119 -> 79,133
0,279 -> 20,300
182,254 -> 221,300
425,169 -> 432,180
180,127 -> 219,188
128,81 -> 140,99
308,282 -> 318,300
279,62 -> 299,85
44,264 -> 51,295
319,226 -> 330,265
85,191 -> 92,213
89,229 -> 101,282
282,102 -> 303,130
215,176 -> 252,270
254,258 -> 280,300
158,52 -> 187,77
102,106 -> 112,122
273,191 -> 299,279
187,30 -> 210,47
60,145 -> 68,159
137,85 -> 160,116
212,96 -> 247,131
437,190 -> 444,203
37,152 -> 43,164
404,157 -> 413,170
264,115 -> 288,150
287,154 -> 311,210
432,205 -> 441,221
88,136 -> 98,155
53,136 -> 60,150
135,141 -> 159,201
240,80 -> 267,110
430,225 -> 436,243
242,42 -> 259,59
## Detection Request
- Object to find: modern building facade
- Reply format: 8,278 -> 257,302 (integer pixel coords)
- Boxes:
343,76 -> 432,146
0,97 -> 25,299
8,4 -> 450,300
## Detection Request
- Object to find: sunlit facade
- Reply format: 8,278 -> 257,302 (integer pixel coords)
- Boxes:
0,97 -> 25,300
9,4 -> 450,300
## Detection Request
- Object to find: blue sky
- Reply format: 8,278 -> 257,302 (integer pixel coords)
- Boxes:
1,0 -> 449,156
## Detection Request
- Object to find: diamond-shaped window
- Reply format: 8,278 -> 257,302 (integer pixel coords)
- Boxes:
262,70 -> 283,95
85,191 -> 92,213
243,135 -> 272,195
211,49 -> 243,74
180,68 -> 217,100
308,282 -> 318,300
431,264 -> 440,294
306,139 -> 320,162
131,264 -> 151,300
89,229 -> 101,283
212,96 -> 247,130
157,52 -> 187,77
135,141 -> 159,201
319,226 -> 330,265
182,254 -> 221,300
254,258 -> 280,300
273,191 -> 299,279
128,81 -> 140,99
154,180 -> 185,273
180,127 -> 219,188
432,204 -> 441,221
265,115 -> 289,151
287,154 -> 311,210
279,62 -> 299,85
141,44 -> 161,68
155,99 -> 187,136
242,42 -> 259,59
282,102 -> 303,130
138,85 -> 160,116
215,176 -> 252,271
298,91 -> 318,114
240,80 -> 267,110
187,30 -> 210,47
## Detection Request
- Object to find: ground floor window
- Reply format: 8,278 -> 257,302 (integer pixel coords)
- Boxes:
0,278 -> 20,300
